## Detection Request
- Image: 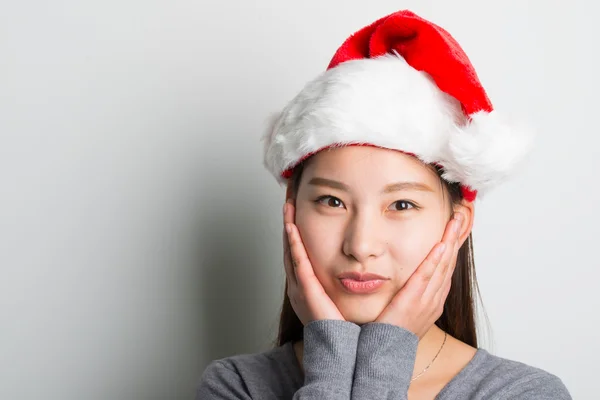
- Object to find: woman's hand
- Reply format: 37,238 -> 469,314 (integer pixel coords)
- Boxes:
283,200 -> 345,325
375,212 -> 464,338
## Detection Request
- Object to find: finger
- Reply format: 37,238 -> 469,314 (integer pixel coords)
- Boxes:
423,214 -> 463,298
439,210 -> 462,249
283,199 -> 295,225
438,214 -> 464,294
286,222 -> 318,290
414,214 -> 460,283
434,213 -> 463,289
437,225 -> 462,295
428,241 -> 459,302
405,241 -> 447,296
282,204 -> 297,286
283,227 -> 297,286
407,213 -> 461,298
435,250 -> 459,304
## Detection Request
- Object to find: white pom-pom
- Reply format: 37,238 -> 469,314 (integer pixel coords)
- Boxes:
440,111 -> 535,197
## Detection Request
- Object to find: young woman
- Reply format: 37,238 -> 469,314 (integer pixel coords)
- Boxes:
197,9 -> 571,400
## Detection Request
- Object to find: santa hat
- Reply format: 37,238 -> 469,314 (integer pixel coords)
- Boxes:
262,9 -> 533,201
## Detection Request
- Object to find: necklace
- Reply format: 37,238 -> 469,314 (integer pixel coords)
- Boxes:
410,331 -> 447,382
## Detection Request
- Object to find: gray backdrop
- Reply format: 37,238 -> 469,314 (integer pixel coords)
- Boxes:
1,0 -> 597,398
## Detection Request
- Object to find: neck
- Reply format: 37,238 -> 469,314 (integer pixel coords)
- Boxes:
412,324 -> 447,379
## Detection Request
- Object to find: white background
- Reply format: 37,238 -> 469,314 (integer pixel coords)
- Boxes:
1,1 -> 597,399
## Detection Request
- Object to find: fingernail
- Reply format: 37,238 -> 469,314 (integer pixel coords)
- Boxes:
453,214 -> 463,233
454,220 -> 461,233
285,223 -> 292,234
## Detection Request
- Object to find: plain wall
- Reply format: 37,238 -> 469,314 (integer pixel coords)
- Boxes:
1,0 -> 598,398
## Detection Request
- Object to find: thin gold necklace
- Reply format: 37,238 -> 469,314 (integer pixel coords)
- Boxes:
410,331 -> 447,382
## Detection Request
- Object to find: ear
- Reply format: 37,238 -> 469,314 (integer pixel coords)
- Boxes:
453,199 -> 475,246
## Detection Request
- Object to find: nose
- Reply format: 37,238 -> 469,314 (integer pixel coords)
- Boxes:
342,211 -> 386,263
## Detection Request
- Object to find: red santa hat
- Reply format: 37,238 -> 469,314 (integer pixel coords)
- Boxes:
262,10 -> 533,201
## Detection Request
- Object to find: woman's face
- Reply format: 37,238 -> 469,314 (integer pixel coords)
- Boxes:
293,146 -> 462,324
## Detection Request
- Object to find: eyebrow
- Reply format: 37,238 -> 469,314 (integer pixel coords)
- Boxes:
307,177 -> 434,193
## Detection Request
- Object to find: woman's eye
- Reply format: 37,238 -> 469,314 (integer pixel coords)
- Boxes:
389,201 -> 416,211
316,196 -> 345,208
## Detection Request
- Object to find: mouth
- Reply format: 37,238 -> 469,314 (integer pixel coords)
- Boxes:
337,271 -> 389,294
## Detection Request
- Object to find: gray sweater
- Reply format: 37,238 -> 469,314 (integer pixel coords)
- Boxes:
196,320 -> 571,399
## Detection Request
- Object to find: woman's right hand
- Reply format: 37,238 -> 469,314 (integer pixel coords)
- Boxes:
283,200 -> 345,325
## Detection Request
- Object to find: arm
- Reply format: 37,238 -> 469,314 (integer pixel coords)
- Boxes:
283,202 -> 358,398
351,322 -> 418,400
195,320 -> 360,400
293,319 -> 361,399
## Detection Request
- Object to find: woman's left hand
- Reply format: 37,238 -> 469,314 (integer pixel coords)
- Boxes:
374,213 -> 464,339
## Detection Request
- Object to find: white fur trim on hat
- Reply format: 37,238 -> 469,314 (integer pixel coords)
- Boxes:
262,53 -> 533,197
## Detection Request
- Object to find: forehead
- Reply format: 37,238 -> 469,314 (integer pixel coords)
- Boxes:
300,146 -> 442,192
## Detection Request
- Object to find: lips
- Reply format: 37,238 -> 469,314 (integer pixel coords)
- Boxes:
337,271 -> 388,281
337,271 -> 389,294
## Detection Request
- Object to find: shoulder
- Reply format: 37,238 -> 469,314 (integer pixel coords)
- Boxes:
196,343 -> 301,400
442,348 -> 571,399
207,343 -> 299,380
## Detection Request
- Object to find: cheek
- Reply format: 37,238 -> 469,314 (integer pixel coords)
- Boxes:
388,214 -> 447,278
294,207 -> 340,275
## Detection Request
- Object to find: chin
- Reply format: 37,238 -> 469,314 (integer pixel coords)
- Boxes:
343,313 -> 378,326
334,295 -> 389,325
